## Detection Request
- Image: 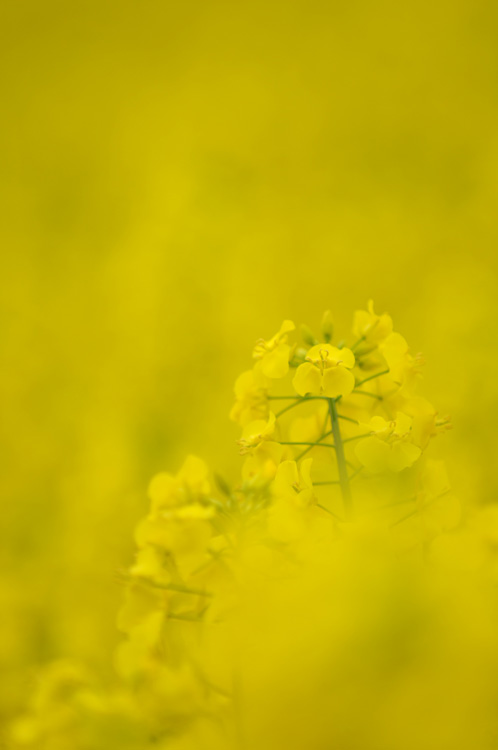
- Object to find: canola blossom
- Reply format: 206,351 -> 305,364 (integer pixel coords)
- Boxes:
9,302 -> 498,750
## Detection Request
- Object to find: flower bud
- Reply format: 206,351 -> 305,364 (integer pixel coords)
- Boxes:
321,310 -> 334,342
300,324 -> 317,347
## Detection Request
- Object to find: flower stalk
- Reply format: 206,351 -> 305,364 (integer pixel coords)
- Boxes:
328,397 -> 353,519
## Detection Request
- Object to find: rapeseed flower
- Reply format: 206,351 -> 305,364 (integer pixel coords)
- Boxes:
355,412 -> 422,473
293,343 -> 355,398
253,320 -> 295,378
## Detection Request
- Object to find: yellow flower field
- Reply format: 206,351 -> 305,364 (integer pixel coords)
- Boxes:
1,1 -> 498,747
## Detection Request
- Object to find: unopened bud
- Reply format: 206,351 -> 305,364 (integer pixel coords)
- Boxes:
300,324 -> 317,347
321,310 -> 334,343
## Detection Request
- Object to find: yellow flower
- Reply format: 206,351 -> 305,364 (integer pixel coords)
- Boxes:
267,460 -> 318,543
130,546 -> 164,580
253,320 -> 295,378
237,411 -> 276,454
379,332 -> 424,392
293,344 -> 355,398
355,412 -> 421,473
117,582 -> 165,634
114,611 -> 164,678
352,300 -> 393,345
403,396 -> 452,449
272,459 -> 315,508
148,455 -> 210,512
242,441 -> 283,482
136,503 -> 213,556
289,408 -> 327,445
230,368 -> 268,426
238,412 -> 283,480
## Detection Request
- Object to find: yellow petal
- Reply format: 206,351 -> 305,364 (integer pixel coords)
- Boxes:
242,441 -> 283,481
368,415 -> 389,434
277,319 -> 295,337
306,343 -> 332,361
265,410 -> 277,435
337,347 -> 355,368
380,332 -> 408,369
297,488 -> 314,508
353,301 -> 392,343
175,503 -> 214,520
273,460 -> 299,498
306,343 -> 354,367
388,441 -> 421,472
130,547 -> 164,579
260,343 -> 291,378
289,411 -> 324,443
241,418 -> 268,442
393,412 -> 412,437
233,369 -> 256,398
178,455 -> 210,494
352,309 -> 370,340
407,397 -> 437,449
293,362 -> 322,396
148,472 -> 176,510
321,365 -> 355,398
117,586 -> 163,633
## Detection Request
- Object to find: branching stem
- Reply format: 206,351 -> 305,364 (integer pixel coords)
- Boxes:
328,398 -> 353,519
355,369 -> 390,388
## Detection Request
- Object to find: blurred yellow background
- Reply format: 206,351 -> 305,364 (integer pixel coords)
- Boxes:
1,0 -> 497,725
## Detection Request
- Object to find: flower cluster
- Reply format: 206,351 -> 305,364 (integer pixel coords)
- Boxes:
12,303 -> 498,750
231,302 -> 452,529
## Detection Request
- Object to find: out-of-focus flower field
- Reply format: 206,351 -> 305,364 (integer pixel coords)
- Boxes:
1,0 -> 498,744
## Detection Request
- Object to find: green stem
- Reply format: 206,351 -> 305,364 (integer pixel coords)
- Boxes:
269,395 -> 328,401
328,398 -> 353,519
342,433 -> 371,444
276,399 -> 305,418
316,503 -> 344,521
280,441 -> 335,448
268,395 -> 301,400
272,395 -> 328,418
352,389 -> 383,400
338,414 -> 359,425
355,369 -> 390,388
351,335 -> 366,352
294,429 -> 333,461
348,465 -> 363,481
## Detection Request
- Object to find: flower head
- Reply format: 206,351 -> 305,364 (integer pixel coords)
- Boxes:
230,368 -> 269,426
253,320 -> 295,378
353,300 -> 393,345
268,459 -> 316,542
273,458 -> 315,508
237,412 -> 276,455
293,344 -> 355,398
355,412 -> 421,473
380,332 -> 424,393
147,455 -> 210,512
